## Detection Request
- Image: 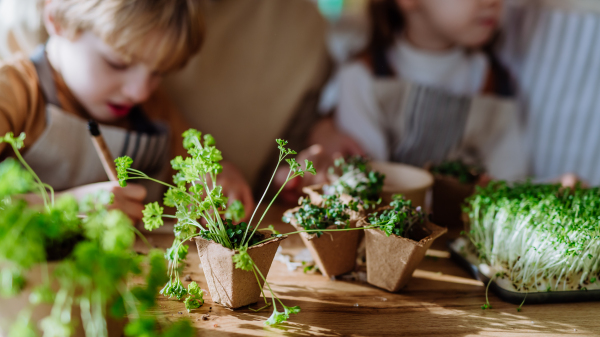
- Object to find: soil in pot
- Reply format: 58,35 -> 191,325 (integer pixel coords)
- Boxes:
359,219 -> 447,292
193,233 -> 286,309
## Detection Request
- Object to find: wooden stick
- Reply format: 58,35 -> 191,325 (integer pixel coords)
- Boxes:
88,119 -> 118,182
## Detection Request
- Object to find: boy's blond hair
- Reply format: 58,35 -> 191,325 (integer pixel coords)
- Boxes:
48,0 -> 204,72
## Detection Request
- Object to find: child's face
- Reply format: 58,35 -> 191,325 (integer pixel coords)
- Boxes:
50,31 -> 164,123
405,0 -> 502,47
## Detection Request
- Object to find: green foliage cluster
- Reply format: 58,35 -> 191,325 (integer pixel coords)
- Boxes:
324,156 -> 385,208
368,195 -> 425,238
282,195 -> 352,237
0,132 -> 192,337
430,160 -> 483,184
183,281 -> 204,312
116,130 -> 315,326
465,181 -> 600,293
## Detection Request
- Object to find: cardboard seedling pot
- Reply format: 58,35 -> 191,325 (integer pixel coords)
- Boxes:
431,175 -> 476,229
193,233 -> 286,309
358,217 -> 447,292
302,184 -> 355,206
370,162 -> 433,208
286,207 -> 361,278
0,262 -> 125,337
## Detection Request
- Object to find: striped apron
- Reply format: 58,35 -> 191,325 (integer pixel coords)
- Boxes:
369,50 -> 527,181
23,45 -> 171,201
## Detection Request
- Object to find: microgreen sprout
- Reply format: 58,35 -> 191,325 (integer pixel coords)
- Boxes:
282,195 -> 352,237
323,156 -> 385,209
367,195 -> 425,238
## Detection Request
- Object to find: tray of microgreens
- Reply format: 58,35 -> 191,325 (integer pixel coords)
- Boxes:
0,133 -> 192,337
451,181 -> 600,308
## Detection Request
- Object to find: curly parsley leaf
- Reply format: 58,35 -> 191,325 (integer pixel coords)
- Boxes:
183,281 -> 204,312
0,132 -> 26,149
142,202 -> 164,231
232,246 -> 253,272
115,156 -> 133,187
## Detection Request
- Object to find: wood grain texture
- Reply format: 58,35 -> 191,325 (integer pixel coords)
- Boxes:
135,204 -> 600,337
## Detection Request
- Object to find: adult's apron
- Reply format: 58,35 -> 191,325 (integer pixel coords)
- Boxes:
23,45 -> 171,202
353,51 -> 527,181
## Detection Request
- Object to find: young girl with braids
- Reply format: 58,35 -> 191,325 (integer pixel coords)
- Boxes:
335,0 -> 526,180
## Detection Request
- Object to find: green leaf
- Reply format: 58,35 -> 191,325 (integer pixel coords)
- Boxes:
0,158 -> 33,197
0,132 -> 26,149
182,129 -> 202,150
225,200 -> 245,222
203,134 -> 216,147
265,307 -> 287,326
184,296 -> 202,312
283,305 -> 301,316
0,268 -> 26,297
142,202 -> 164,231
115,156 -> 133,187
232,247 -> 253,271
305,160 -> 316,175
187,281 -> 203,299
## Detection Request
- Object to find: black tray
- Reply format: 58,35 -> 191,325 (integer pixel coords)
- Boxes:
448,239 -> 600,305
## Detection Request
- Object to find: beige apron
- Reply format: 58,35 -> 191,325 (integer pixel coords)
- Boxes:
373,79 -> 527,181
23,45 -> 171,201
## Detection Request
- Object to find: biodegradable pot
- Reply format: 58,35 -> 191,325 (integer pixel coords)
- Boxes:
302,184 -> 354,206
358,218 -> 447,292
431,175 -> 476,229
0,263 -> 125,337
286,207 -> 361,278
194,233 -> 286,309
370,162 -> 433,208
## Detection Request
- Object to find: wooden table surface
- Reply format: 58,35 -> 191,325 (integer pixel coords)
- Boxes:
135,204 -> 600,337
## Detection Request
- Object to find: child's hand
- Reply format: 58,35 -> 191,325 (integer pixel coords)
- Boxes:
62,181 -> 147,222
559,173 -> 587,188
308,117 -> 365,158
217,161 -> 255,222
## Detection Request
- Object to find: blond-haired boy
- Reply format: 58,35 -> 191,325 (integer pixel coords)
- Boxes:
0,0 -> 254,220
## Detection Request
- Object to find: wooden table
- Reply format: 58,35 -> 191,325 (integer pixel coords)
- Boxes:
136,204 -> 600,337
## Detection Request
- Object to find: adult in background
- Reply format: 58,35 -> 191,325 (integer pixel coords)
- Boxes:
164,0 -> 364,198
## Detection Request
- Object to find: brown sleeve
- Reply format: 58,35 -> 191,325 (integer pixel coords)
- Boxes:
0,57 -> 46,160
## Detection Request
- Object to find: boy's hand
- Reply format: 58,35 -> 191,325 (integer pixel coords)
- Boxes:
217,161 -> 255,222
63,181 -> 147,222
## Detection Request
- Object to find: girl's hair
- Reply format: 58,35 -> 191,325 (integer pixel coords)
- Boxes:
359,0 -> 404,76
365,0 -> 404,57
48,0 -> 205,73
